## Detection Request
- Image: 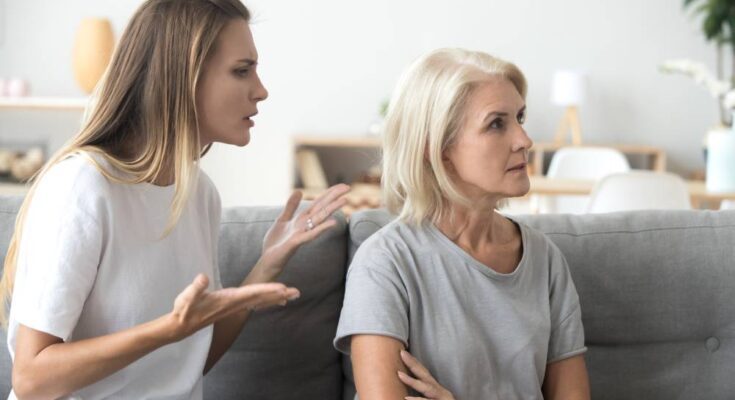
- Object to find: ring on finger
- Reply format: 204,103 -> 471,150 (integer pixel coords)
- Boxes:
306,217 -> 315,231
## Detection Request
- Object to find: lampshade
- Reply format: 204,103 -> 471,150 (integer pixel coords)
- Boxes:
550,70 -> 586,106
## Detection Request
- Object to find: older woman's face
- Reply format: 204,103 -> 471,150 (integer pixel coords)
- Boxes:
443,78 -> 532,202
197,19 -> 268,147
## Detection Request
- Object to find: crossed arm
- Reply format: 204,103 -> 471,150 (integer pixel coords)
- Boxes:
351,334 -> 590,400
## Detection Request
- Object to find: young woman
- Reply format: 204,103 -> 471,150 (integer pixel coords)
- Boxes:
335,49 -> 590,399
0,0 -> 348,398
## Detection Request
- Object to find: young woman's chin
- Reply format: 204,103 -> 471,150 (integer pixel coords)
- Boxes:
218,130 -> 251,147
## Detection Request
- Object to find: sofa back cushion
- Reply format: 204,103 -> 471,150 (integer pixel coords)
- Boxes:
204,205 -> 348,400
349,209 -> 735,400
0,196 -> 23,398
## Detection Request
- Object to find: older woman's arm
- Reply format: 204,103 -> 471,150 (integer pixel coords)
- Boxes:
542,355 -> 590,400
351,334 -> 409,399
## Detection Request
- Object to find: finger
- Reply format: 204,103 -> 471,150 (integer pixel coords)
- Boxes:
304,184 -> 350,218
397,371 -> 435,397
312,196 -> 348,225
180,273 -> 209,301
232,283 -> 300,309
277,191 -> 303,222
300,217 -> 338,242
400,350 -> 436,383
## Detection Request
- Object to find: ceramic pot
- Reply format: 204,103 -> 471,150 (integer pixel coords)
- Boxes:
72,18 -> 115,94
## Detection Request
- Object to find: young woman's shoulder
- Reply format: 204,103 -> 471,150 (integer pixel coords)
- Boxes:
38,154 -> 113,198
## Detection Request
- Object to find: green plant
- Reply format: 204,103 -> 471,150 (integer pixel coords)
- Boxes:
685,0 -> 735,77
684,0 -> 735,123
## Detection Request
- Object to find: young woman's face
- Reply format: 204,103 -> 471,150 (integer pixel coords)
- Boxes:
443,78 -> 533,202
196,19 -> 268,147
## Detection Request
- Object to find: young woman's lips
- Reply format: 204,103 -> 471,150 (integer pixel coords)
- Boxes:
243,117 -> 254,127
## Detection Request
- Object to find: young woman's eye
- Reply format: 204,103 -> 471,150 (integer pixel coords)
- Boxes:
517,111 -> 526,124
234,68 -> 250,77
488,118 -> 504,130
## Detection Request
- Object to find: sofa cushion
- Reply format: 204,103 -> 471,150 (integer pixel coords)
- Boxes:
517,210 -> 735,400
0,196 -> 23,398
349,209 -> 735,400
204,205 -> 348,400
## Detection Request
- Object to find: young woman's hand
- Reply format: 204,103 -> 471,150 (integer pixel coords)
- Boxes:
168,274 -> 299,341
398,350 -> 456,400
258,184 -> 350,277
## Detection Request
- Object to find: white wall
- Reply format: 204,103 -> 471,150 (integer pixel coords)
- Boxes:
0,0 -> 721,206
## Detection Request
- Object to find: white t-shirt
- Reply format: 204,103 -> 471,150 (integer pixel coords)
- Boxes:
7,153 -> 222,400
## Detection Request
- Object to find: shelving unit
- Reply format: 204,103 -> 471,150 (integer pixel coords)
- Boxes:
293,135 -> 382,215
292,135 -> 672,215
0,96 -> 88,111
0,97 -> 88,195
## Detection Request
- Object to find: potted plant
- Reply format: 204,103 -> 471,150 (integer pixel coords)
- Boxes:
660,0 -> 735,192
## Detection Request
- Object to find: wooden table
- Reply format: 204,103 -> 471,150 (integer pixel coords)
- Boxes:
528,176 -> 735,209
529,143 -> 666,175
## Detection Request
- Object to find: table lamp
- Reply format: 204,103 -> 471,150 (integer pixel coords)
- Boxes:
551,70 -> 586,145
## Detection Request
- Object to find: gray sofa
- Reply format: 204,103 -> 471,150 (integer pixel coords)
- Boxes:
0,195 -> 733,399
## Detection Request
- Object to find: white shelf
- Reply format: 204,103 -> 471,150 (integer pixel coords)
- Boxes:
0,182 -> 29,196
0,97 -> 88,111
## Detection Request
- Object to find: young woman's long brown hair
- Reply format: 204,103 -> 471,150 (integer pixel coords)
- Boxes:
0,0 -> 251,325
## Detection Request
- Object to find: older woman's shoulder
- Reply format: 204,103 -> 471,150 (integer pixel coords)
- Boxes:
358,219 -> 436,250
350,219 -> 435,271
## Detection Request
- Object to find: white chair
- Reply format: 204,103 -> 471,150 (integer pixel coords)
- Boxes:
587,171 -> 691,213
537,147 -> 630,214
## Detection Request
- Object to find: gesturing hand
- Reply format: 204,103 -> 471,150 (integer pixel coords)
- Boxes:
398,350 -> 456,400
259,184 -> 350,275
168,274 -> 300,341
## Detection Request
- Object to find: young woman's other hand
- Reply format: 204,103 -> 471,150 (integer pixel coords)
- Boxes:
168,274 -> 299,341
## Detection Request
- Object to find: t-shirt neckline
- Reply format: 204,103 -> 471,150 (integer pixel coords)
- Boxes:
426,214 -> 528,281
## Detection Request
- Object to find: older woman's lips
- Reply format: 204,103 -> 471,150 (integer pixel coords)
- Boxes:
506,163 -> 527,172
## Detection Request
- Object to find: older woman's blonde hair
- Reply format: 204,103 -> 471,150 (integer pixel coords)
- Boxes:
382,48 -> 527,225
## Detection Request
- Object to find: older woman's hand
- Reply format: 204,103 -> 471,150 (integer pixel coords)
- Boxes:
398,350 -> 456,400
255,184 -> 349,280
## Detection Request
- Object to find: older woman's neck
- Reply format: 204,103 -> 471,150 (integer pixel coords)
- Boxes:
435,198 -> 507,248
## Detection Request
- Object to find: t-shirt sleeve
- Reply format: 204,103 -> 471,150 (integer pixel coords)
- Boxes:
11,162 -> 106,342
547,244 -> 587,363
333,240 -> 409,355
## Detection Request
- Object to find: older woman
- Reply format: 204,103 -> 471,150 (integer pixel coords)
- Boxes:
334,48 -> 589,400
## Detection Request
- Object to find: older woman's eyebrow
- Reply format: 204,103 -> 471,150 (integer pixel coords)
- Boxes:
481,105 -> 526,124
481,110 -> 510,125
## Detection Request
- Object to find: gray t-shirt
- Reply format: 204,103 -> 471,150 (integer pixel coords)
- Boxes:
334,217 -> 586,400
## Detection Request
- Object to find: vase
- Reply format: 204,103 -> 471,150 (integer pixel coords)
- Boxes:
72,18 -> 115,94
706,125 -> 735,192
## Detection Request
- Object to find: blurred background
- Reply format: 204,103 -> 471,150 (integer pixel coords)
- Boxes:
0,0 -> 730,211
